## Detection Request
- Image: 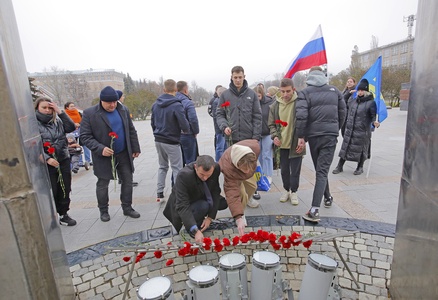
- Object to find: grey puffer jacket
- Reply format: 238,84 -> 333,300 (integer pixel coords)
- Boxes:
339,93 -> 376,162
36,111 -> 76,162
216,80 -> 262,142
295,70 -> 346,139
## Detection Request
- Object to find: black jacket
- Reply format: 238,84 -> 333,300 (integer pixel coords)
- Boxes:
295,71 -> 346,139
37,112 -> 76,162
339,94 -> 377,162
260,95 -> 274,136
80,102 -> 140,179
163,163 -> 222,232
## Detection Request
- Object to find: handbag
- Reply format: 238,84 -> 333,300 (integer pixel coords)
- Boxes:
254,165 -> 270,192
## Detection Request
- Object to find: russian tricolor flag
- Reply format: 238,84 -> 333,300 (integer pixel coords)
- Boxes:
284,25 -> 327,78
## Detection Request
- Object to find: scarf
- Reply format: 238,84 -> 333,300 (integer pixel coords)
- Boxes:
65,108 -> 82,123
36,110 -> 54,124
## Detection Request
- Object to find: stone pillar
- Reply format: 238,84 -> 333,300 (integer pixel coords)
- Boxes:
0,0 -> 74,298
390,0 -> 438,298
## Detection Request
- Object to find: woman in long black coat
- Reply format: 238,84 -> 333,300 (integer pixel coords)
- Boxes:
333,79 -> 380,175
35,97 -> 77,225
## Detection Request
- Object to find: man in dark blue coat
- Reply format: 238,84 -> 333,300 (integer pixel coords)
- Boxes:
80,86 -> 141,222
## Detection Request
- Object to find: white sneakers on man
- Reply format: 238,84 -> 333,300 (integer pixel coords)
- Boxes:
247,197 -> 260,208
290,192 -> 299,205
280,191 -> 290,203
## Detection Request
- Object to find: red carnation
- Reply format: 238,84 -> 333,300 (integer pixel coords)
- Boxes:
279,235 -> 287,243
154,251 -> 163,259
268,233 -> 277,242
270,241 -> 281,250
47,147 -> 55,155
282,241 -> 292,249
122,256 -> 131,262
261,231 -> 270,242
166,259 -> 174,266
43,142 -> 51,148
213,238 -> 221,246
249,231 -> 257,240
108,132 -> 118,139
190,248 -> 199,256
240,234 -> 250,244
232,236 -> 240,246
290,232 -> 302,246
222,238 -> 231,246
281,121 -> 288,127
214,244 -> 224,252
221,101 -> 231,107
303,240 -> 313,249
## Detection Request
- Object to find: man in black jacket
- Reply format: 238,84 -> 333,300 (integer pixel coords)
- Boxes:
80,86 -> 141,222
163,155 -> 227,243
295,66 -> 346,222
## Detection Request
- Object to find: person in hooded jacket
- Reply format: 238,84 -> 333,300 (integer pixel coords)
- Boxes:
268,78 -> 305,205
340,77 -> 357,137
35,97 -> 77,226
333,79 -> 379,176
296,66 -> 346,223
151,79 -> 190,201
216,65 -> 262,207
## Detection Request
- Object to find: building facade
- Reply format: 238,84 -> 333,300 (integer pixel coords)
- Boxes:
352,38 -> 415,70
29,69 -> 125,108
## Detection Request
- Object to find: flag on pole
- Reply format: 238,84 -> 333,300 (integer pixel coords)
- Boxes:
356,56 -> 387,122
284,24 -> 327,78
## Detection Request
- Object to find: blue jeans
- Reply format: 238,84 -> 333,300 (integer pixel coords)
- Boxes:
215,133 -> 226,162
259,135 -> 273,177
79,145 -> 92,164
180,134 -> 198,165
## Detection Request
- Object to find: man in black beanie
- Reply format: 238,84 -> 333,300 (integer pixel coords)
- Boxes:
80,86 -> 141,222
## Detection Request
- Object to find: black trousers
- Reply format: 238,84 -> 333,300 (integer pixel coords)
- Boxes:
189,196 -> 228,228
96,149 -> 133,213
48,158 -> 72,215
308,136 -> 337,208
279,149 -> 303,193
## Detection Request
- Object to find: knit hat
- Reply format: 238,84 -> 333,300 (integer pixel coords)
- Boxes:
231,145 -> 254,168
116,90 -> 123,100
100,86 -> 119,102
357,79 -> 369,92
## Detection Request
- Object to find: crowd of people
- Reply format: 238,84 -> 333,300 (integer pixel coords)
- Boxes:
35,65 -> 379,235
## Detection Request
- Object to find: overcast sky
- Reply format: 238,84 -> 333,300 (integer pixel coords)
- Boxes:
11,0 -> 418,91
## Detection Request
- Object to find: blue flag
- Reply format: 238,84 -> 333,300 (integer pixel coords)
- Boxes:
356,56 -> 387,122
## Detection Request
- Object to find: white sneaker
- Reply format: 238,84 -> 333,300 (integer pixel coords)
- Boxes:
280,191 -> 290,203
267,176 -> 272,185
290,192 -> 299,205
247,197 -> 260,208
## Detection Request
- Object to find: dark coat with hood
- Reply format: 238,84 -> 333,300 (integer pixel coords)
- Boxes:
295,70 -> 346,139
176,92 -> 199,136
80,102 -> 140,179
36,111 -> 76,162
260,94 -> 274,136
151,93 -> 190,144
339,93 -> 377,162
216,80 -> 262,142
163,163 -> 222,232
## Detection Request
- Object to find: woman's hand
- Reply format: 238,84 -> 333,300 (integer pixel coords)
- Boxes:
48,102 -> 62,114
373,121 -> 380,128
47,157 -> 59,167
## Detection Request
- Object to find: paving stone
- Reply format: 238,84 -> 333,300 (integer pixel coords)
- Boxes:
373,277 -> 387,288
360,250 -> 371,259
80,259 -> 93,268
359,274 -> 372,284
362,258 -> 375,268
95,282 -> 111,294
76,282 -> 91,293
90,277 -> 105,288
102,286 -> 122,299
94,266 -> 108,277
103,271 -> 117,281
371,268 -> 386,279
78,289 -> 96,299
72,276 -> 82,285
379,248 -> 393,256
82,271 -> 95,283
70,264 -> 81,273
375,261 -> 390,270
111,276 -> 124,287
359,291 -> 377,299
357,265 -> 371,275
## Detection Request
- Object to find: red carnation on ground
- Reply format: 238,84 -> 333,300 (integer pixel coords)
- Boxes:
222,238 -> 231,246
166,259 -> 174,266
203,237 -> 212,250
213,238 -> 221,247
154,251 -> 162,259
221,101 -> 230,107
122,256 -> 131,262
270,241 -> 281,250
290,232 -> 302,246
232,236 -> 240,246
268,233 -> 277,242
303,240 -> 313,249
282,241 -> 292,249
190,248 -> 199,256
279,235 -> 287,243
240,234 -> 250,244
214,244 -> 224,252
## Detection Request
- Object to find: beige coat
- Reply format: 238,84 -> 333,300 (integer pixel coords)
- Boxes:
218,139 -> 260,218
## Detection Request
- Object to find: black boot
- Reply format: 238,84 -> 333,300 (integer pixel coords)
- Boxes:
354,166 -> 364,175
332,159 -> 345,174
